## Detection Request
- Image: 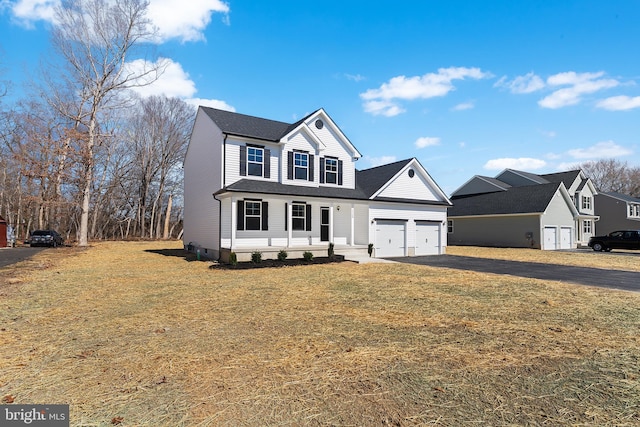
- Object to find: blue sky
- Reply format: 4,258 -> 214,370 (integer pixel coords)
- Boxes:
1,0 -> 639,194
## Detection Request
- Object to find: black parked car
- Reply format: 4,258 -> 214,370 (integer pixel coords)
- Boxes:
588,230 -> 640,252
29,230 -> 64,247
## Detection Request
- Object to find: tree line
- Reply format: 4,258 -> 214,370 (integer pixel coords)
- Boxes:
0,0 -> 193,245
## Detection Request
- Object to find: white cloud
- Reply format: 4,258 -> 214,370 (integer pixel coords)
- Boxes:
596,95 -> 640,111
483,158 -> 547,170
360,67 -> 491,116
364,155 -> 397,168
6,0 -> 229,42
538,71 -> 619,109
148,0 -> 229,43
567,140 -> 632,159
344,73 -> 365,82
124,57 -> 196,98
451,102 -> 474,111
494,72 -> 545,94
185,97 -> 235,111
415,136 -> 440,149
6,0 -> 57,26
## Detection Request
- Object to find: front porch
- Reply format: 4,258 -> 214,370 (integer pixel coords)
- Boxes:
220,243 -> 370,263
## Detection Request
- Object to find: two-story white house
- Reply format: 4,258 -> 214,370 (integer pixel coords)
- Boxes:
183,107 -> 452,262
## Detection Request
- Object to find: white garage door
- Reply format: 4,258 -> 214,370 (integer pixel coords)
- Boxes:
560,227 -> 572,249
375,220 -> 406,257
543,227 -> 557,250
415,222 -> 441,255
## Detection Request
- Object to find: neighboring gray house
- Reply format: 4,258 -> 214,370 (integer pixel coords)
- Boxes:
183,107 -> 452,261
448,169 -> 598,250
594,192 -> 640,234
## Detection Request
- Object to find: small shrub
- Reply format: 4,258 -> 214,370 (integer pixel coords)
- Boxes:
368,243 -> 374,257
328,242 -> 335,258
303,251 -> 314,262
229,252 -> 238,266
251,251 -> 262,264
278,249 -> 288,261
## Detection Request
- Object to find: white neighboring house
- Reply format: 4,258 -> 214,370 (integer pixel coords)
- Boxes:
183,107 -> 452,261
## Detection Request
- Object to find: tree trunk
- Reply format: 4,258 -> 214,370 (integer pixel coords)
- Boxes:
163,193 -> 172,239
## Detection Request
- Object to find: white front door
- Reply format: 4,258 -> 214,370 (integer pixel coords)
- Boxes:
375,220 -> 406,257
415,222 -> 440,255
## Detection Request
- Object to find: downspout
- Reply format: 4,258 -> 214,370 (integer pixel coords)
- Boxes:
212,193 -> 222,262
211,134 -> 228,262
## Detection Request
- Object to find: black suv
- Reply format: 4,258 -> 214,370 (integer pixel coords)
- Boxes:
588,230 -> 640,252
29,230 -> 64,247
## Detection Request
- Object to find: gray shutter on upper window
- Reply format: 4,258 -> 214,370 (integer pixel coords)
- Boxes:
264,149 -> 270,179
306,204 -> 312,231
338,160 -> 343,186
320,157 -> 325,184
308,154 -> 314,181
237,200 -> 245,230
287,151 -> 293,180
262,201 -> 268,231
239,145 -> 247,176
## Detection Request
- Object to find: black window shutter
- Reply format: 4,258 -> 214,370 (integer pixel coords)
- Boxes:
306,204 -> 312,231
338,160 -> 343,186
320,157 -> 325,184
264,149 -> 270,179
284,203 -> 288,231
239,145 -> 247,176
287,151 -> 293,180
308,154 -> 314,181
237,200 -> 245,230
262,201 -> 268,231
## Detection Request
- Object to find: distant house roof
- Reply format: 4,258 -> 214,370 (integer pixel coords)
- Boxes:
201,107 -> 316,142
540,170 -> 581,188
599,191 -> 640,203
449,183 -> 564,217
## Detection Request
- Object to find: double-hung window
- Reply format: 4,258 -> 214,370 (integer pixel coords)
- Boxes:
245,201 -> 262,230
292,203 -> 306,230
583,220 -> 592,234
294,152 -> 308,180
247,147 -> 263,177
582,196 -> 591,210
324,158 -> 338,184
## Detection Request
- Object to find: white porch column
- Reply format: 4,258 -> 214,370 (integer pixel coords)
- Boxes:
287,201 -> 293,247
350,204 -> 355,246
329,205 -> 335,243
230,197 -> 237,250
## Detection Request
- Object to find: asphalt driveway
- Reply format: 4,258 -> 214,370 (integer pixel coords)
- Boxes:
392,254 -> 640,293
0,247 -> 45,269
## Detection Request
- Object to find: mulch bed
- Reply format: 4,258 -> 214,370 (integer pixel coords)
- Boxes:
210,255 -> 348,269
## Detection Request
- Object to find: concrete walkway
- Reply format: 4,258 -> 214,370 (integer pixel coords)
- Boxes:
343,254 -> 397,264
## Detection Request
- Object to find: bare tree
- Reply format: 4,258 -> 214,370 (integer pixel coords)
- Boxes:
50,0 -> 164,246
577,159 -> 640,197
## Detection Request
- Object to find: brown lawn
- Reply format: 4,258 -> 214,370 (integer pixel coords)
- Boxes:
1,241 -> 639,426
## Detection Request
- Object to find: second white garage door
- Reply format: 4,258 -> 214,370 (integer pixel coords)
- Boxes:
415,222 -> 441,255
375,220 -> 406,257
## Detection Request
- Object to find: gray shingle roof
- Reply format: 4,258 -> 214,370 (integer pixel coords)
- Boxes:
600,191 -> 640,203
449,183 -> 563,216
201,106 -> 318,142
356,158 -> 413,197
541,170 -> 581,188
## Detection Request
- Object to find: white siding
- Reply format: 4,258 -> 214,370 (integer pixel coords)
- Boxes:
183,109 -> 224,258
377,168 -> 439,201
224,136 -> 280,186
